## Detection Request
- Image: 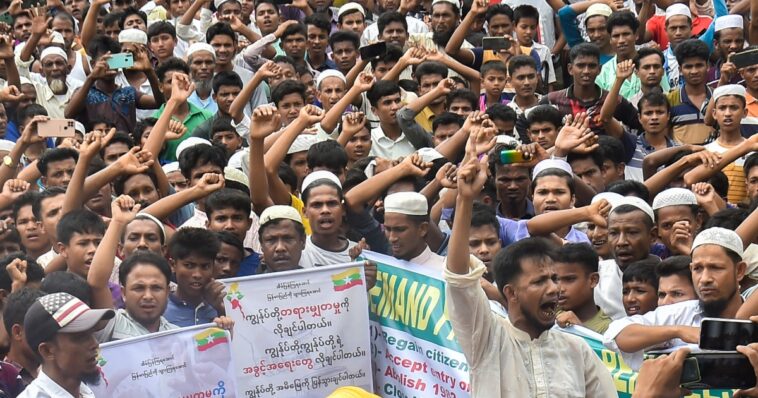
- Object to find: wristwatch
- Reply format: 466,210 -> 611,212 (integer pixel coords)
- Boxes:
1,155 -> 12,168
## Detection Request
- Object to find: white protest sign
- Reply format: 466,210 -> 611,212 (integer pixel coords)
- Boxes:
90,323 -> 236,397
223,262 -> 373,397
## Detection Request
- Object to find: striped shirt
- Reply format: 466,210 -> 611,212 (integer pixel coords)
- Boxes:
667,87 -> 715,145
705,140 -> 751,204
626,133 -> 678,182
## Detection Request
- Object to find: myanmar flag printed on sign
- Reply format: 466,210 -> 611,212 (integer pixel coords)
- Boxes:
194,328 -> 229,352
331,268 -> 363,292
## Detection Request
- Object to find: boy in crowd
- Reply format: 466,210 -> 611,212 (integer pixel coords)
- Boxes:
205,189 -> 260,276
511,5 -> 555,90
479,61 -> 510,111
3,288 -> 45,387
651,188 -> 702,258
468,203 -> 502,281
555,243 -> 612,334
214,231 -> 245,279
656,255 -> 697,306
525,105 -> 561,150
667,39 -> 713,145
165,228 -> 225,327
622,258 -> 660,316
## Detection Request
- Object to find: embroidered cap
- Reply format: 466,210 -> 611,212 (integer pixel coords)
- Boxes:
384,192 -> 428,216
24,293 -> 114,353
652,188 -> 698,210
692,227 -> 744,258
260,205 -> 303,225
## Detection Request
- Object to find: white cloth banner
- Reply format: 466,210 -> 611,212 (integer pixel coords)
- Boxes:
90,323 -> 236,397
222,262 -> 373,397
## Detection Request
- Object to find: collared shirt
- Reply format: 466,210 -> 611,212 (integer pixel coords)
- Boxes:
164,294 -> 219,327
18,370 -> 95,398
300,236 -> 357,268
95,309 -> 178,343
603,299 -> 705,371
496,200 -> 535,220
445,257 -> 617,397
705,139 -> 751,204
305,53 -> 337,74
81,84 -> 144,134
596,56 -> 670,101
667,86 -> 715,145
409,246 -> 446,272
369,126 -> 416,160
584,308 -> 613,335
626,133 -> 678,182
414,106 -> 436,133
152,102 -> 213,162
359,16 -> 429,47
595,258 -> 626,322
188,90 -> 218,114
742,92 -> 758,138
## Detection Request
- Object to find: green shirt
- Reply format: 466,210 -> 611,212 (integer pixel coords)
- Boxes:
153,102 -> 214,162
595,55 -> 671,102
583,307 -> 612,335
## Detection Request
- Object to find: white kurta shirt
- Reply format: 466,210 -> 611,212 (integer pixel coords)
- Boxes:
445,257 -> 617,397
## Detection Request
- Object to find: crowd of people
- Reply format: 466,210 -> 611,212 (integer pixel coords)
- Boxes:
0,0 -> 753,395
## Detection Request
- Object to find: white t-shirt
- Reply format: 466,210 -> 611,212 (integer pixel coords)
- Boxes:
300,236 -> 357,268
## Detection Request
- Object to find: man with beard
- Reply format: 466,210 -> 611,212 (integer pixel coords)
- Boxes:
19,292 -> 114,397
12,45 -> 77,120
187,43 -> 219,113
604,227 -> 746,371
360,0 -> 428,46
410,0 -> 472,55
446,155 -> 616,396
707,15 -> 744,88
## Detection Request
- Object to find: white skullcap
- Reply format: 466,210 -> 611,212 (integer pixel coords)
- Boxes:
652,188 -> 698,210
665,3 -> 692,20
224,166 -> 249,189
417,147 -> 444,163
495,134 -> 519,147
715,15 -> 743,32
214,0 -> 230,9
591,192 -> 624,207
532,159 -> 573,180
743,244 -> 758,279
228,150 -> 246,170
432,0 -> 459,7
287,134 -> 317,155
50,31 -> 65,45
162,161 -> 180,174
338,3 -> 365,18
118,28 -> 148,45
586,3 -> 612,19
612,196 -> 655,223
692,227 -> 744,258
175,137 -> 211,160
302,170 -> 342,192
133,212 -> 166,243
186,42 -> 216,59
40,46 -> 67,61
0,140 -> 14,153
384,192 -> 428,216
713,84 -> 746,101
73,121 -> 86,135
260,205 -> 303,225
316,69 -> 346,90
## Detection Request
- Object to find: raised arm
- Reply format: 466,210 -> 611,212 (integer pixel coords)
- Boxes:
66,55 -> 109,118
737,197 -> 758,248
320,71 -> 375,134
229,61 -> 278,122
751,0 -> 758,45
336,112 -> 368,147
598,60 -> 633,139
62,130 -> 109,214
444,0 -> 486,66
142,72 -> 193,159
134,46 -> 165,109
344,154 -> 431,212
404,77 -> 455,115
89,195 -> 140,310
641,145 -> 698,180
526,199 -> 610,237
382,47 -> 424,82
0,115 -> 47,188
636,0 -> 655,44
142,173 -> 224,221
81,0 -> 108,47
683,138 -> 756,187
249,105 -> 279,214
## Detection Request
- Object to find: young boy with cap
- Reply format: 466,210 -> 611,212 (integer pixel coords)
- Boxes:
604,227 -> 746,371
337,4 -> 366,36
651,188 -> 702,258
19,292 -> 115,397
689,84 -> 752,204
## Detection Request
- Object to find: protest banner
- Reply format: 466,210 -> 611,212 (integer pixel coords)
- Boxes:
91,323 -> 236,398
222,262 -> 373,397
362,250 -> 471,398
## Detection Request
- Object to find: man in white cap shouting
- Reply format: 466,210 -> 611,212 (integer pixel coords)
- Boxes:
604,227 -> 747,371
9,44 -> 76,119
